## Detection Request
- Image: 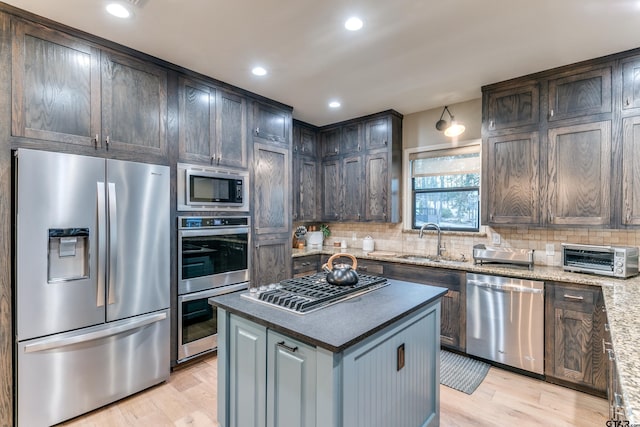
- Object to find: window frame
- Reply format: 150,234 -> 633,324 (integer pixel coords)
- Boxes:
402,139 -> 481,232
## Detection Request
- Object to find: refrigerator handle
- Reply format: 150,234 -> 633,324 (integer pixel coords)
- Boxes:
107,182 -> 118,305
23,311 -> 167,353
97,182 -> 106,307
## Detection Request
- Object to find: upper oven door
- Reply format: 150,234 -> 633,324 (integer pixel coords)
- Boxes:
178,227 -> 250,294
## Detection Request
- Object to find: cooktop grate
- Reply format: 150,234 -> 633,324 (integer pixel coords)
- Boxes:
241,272 -> 388,314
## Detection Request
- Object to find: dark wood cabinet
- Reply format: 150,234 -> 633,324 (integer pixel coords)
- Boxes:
483,61 -> 616,228
253,141 -> 290,235
100,50 -> 167,156
253,237 -> 291,287
318,110 -> 402,223
178,76 -> 247,167
482,132 -> 540,224
12,19 -> 100,147
547,66 -> 612,122
342,155 -> 363,221
545,282 -> 607,395
292,255 -> 321,277
622,115 -> 640,225
12,19 -> 168,158
292,121 -> 319,221
251,102 -> 292,287
546,121 -> 611,226
485,83 -> 540,131
253,102 -> 289,145
622,56 -> 640,110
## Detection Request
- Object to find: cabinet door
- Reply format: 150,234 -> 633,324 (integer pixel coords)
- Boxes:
101,50 -> 167,156
341,123 -> 362,154
321,127 -> 341,157
178,76 -> 215,163
547,66 -> 612,122
545,284 -> 606,393
254,103 -> 289,145
228,315 -> 267,427
321,159 -> 341,220
217,89 -> 247,168
622,116 -> 640,225
253,238 -> 290,287
292,255 -> 320,277
484,132 -> 539,224
622,56 -> 640,110
342,305 -> 439,427
299,158 -> 319,221
253,143 -> 290,235
547,121 -> 611,225
342,155 -> 363,221
266,331 -> 316,427
298,126 -> 317,157
486,83 -> 539,131
365,151 -> 389,221
12,20 -> 100,146
365,117 -> 390,150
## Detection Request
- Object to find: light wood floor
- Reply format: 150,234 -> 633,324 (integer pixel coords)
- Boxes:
61,354 -> 608,427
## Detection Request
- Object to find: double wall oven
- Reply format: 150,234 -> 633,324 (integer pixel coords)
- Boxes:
177,216 -> 250,363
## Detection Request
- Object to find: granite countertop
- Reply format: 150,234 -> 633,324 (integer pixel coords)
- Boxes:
209,279 -> 447,353
294,246 -> 640,422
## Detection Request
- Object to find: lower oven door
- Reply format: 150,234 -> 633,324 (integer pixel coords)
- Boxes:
177,283 -> 247,363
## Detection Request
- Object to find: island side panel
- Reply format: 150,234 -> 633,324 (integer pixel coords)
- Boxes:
341,301 -> 440,427
316,348 -> 342,427
217,308 -> 228,427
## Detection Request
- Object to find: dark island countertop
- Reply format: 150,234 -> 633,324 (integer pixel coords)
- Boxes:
209,279 -> 447,353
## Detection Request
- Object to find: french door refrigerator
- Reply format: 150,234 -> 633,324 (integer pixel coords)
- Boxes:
14,148 -> 170,427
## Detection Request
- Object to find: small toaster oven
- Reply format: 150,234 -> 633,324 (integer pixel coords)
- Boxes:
562,243 -> 639,278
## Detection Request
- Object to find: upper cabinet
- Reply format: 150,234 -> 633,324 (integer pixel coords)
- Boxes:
178,75 -> 247,168
12,19 -> 168,159
253,102 -> 289,146
485,83 -> 540,131
317,111 -> 402,223
12,20 -> 100,148
292,121 -> 319,222
547,66 -> 612,122
482,59 -> 620,228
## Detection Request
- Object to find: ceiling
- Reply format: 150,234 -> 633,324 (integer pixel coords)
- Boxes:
4,0 -> 640,126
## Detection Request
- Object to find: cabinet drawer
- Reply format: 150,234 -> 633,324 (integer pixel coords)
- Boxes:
292,255 -> 320,276
552,285 -> 595,306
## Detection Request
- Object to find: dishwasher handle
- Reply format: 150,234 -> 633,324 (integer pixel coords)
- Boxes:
467,279 -> 544,294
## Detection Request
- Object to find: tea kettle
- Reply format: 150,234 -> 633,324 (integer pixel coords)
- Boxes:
322,253 -> 359,286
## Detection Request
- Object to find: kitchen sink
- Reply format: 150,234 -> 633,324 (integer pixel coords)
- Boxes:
395,254 -> 440,262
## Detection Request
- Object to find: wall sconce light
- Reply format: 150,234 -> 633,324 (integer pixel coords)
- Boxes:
435,106 -> 465,137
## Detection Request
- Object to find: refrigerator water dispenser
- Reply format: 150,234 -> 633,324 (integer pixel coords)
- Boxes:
48,228 -> 89,282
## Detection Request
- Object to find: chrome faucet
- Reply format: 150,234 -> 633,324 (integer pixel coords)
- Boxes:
419,223 -> 444,257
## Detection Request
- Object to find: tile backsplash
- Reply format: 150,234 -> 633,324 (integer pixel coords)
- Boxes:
296,222 -> 640,267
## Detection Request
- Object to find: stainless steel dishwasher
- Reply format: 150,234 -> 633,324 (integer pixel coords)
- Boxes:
466,273 -> 544,374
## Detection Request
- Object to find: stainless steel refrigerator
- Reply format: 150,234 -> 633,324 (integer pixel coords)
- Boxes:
14,148 -> 170,426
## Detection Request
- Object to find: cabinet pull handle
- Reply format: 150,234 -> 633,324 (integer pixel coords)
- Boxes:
397,343 -> 405,371
94,134 -> 99,149
105,135 -> 110,150
255,127 -> 260,135
626,98 -> 630,107
550,109 -> 554,117
563,294 -> 584,301
489,120 -> 495,129
605,323 -> 610,332
277,341 -> 298,353
384,139 -> 388,145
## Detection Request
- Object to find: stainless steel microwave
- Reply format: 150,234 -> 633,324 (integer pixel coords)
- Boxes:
177,163 -> 249,211
562,243 -> 639,278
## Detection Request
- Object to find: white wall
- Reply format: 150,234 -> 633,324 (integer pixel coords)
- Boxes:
402,98 -> 481,149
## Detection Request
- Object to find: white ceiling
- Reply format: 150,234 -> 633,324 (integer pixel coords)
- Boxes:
4,0 -> 640,126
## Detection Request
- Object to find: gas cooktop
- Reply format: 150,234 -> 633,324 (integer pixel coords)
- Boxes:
241,272 -> 388,314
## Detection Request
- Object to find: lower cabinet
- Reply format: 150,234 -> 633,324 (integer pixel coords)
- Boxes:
218,303 -> 440,427
544,282 -> 607,395
292,255 -> 321,277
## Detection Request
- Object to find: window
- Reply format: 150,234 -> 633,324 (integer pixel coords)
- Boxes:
410,145 -> 480,231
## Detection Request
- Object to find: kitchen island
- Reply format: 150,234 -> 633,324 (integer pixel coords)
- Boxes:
210,278 -> 447,427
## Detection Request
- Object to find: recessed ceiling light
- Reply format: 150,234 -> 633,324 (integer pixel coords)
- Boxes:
344,17 -> 363,31
106,3 -> 131,18
329,101 -> 341,108
252,66 -> 267,76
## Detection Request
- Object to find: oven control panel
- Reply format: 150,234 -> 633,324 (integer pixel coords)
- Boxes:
179,216 -> 249,229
